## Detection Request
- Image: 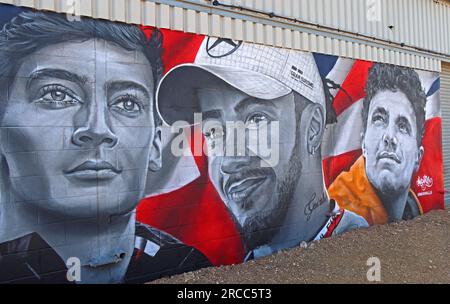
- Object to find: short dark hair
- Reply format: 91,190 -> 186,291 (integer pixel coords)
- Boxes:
362,63 -> 426,146
0,10 -> 163,124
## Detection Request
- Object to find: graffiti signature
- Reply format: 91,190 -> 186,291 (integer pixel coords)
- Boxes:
416,175 -> 433,191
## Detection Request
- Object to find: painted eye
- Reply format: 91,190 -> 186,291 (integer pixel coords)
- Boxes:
35,85 -> 80,108
398,121 -> 411,135
111,96 -> 143,114
372,114 -> 386,125
246,113 -> 269,128
51,90 -> 66,102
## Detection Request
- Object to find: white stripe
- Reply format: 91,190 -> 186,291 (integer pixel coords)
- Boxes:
321,100 -> 364,159
426,91 -> 441,120
325,58 -> 355,98
416,70 -> 439,94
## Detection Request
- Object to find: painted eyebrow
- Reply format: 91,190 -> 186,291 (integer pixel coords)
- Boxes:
234,97 -> 277,113
106,81 -> 151,100
27,68 -> 88,89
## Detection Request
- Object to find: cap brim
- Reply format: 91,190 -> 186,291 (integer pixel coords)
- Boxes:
156,64 -> 291,126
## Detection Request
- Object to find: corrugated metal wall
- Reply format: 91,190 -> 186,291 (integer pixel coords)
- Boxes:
441,62 -> 450,206
197,0 -> 450,57
0,0 -> 445,72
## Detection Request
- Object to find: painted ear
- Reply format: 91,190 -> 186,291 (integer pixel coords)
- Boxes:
305,104 -> 325,156
148,126 -> 162,172
360,132 -> 367,157
415,146 -> 424,171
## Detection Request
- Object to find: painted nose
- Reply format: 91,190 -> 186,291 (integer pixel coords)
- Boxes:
72,110 -> 118,148
382,131 -> 398,151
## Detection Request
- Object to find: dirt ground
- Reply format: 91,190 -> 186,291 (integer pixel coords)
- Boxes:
152,209 -> 449,284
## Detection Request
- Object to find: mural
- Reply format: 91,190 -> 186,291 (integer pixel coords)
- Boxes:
0,5 -> 444,283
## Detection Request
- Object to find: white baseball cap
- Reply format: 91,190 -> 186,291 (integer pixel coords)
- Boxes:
156,37 -> 325,125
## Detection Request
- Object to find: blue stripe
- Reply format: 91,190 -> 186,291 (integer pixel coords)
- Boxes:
313,53 -> 338,78
427,78 -> 440,97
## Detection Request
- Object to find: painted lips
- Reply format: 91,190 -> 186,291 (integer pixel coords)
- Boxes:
377,151 -> 401,164
224,175 -> 267,202
64,160 -> 122,180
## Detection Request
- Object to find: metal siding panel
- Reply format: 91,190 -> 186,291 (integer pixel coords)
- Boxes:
0,0 -> 444,72
186,9 -> 197,33
255,22 -> 264,44
405,0 -> 412,46
292,0 -> 300,21
39,0 -> 54,10
17,0 -> 34,8
211,13 -> 222,37
127,0 -> 141,24
400,0 -> 407,44
142,0 -> 156,26
317,35 -> 325,54
275,26 -> 283,47
94,0 -> 109,20
432,2 -> 438,53
293,30 -> 301,49
234,18 -> 244,41
199,11 -> 209,35
40,0 -> 450,55
244,19 -> 253,42
440,63 -> 450,203
417,0 -> 424,50
223,16 -> 233,39
426,0 -> 432,53
316,0 -> 324,26
283,28 -> 292,49
173,6 -> 184,31
263,24 -> 273,46
112,0 -> 126,22
425,0 -> 431,52
157,3 -> 170,29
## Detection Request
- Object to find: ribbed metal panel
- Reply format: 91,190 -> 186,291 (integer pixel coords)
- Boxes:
0,0 -> 444,72
441,62 -> 450,205
199,0 -> 450,56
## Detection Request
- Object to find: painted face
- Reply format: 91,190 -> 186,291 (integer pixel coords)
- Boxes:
363,90 -> 422,196
197,82 -> 302,249
0,39 -> 160,218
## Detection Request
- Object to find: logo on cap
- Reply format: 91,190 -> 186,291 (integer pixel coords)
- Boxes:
206,37 -> 243,58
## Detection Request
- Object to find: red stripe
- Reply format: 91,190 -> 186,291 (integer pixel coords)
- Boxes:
333,60 -> 373,116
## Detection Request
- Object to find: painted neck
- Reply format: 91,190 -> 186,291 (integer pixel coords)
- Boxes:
271,157 -> 330,247
378,189 -> 409,222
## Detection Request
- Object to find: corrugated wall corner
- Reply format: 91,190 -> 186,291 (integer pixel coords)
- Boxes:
440,62 -> 450,206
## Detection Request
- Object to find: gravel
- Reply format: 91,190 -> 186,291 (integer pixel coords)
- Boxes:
151,209 -> 449,284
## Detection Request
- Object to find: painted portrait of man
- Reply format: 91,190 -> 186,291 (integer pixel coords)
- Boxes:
156,37 -> 368,260
0,9 -> 210,284
328,63 -> 427,225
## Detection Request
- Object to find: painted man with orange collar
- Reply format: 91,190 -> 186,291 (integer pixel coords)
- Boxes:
328,63 -> 426,225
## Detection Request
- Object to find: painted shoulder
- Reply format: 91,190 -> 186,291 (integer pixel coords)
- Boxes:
332,209 -> 369,236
